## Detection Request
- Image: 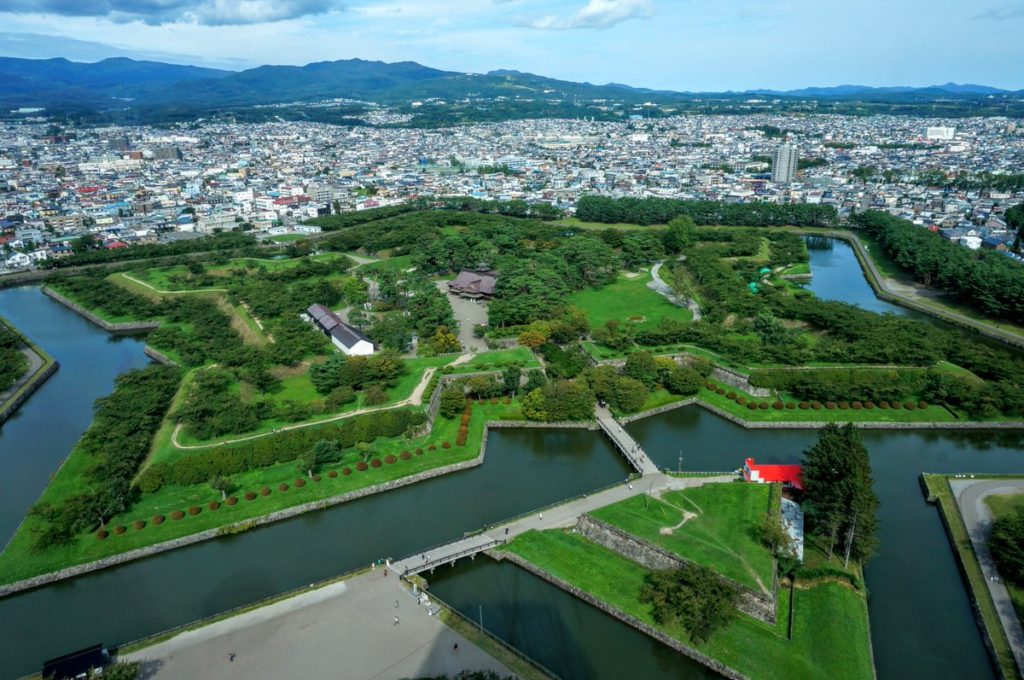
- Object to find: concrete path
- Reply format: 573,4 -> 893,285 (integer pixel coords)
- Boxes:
435,280 -> 489,353
594,405 -> 660,475
950,478 -> 1024,675
0,339 -> 43,407
125,570 -> 512,680
649,262 -> 702,321
397,473 -> 736,577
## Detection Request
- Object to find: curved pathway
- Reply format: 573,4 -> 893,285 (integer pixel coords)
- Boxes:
950,478 -> 1024,674
0,342 -> 43,408
649,262 -> 702,321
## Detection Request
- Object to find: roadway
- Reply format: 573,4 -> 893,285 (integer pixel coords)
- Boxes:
949,478 -> 1024,675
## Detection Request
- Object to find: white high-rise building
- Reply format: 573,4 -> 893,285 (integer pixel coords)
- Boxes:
772,144 -> 798,184
926,126 -> 956,140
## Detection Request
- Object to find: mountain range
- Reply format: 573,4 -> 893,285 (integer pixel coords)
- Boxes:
1,55 -> 1021,118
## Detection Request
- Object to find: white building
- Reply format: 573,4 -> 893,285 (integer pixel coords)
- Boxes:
926,126 -> 956,141
772,144 -> 798,184
305,304 -> 376,356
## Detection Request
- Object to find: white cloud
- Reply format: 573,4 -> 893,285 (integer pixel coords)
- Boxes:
529,0 -> 652,30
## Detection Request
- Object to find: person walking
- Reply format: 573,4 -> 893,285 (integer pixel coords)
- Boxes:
395,599 -> 399,608
453,643 -> 459,652
394,616 -> 400,625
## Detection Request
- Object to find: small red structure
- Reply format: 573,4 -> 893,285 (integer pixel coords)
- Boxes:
743,458 -> 803,492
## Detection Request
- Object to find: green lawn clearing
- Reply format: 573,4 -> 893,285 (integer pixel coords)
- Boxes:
569,271 -> 693,332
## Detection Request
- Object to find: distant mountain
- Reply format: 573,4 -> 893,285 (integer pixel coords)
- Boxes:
0,55 -> 1020,119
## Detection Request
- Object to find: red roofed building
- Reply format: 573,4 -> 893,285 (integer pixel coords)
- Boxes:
743,458 -> 803,492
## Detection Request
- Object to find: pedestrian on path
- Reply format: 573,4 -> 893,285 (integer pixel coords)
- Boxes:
384,568 -> 388,577
453,643 -> 459,652
394,616 -> 400,625
229,653 -> 235,662
395,599 -> 399,608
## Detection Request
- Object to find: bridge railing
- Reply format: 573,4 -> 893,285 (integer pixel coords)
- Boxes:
595,417 -> 645,472
402,538 -> 504,577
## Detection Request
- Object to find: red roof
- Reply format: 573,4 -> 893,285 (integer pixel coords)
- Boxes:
743,458 -> 804,491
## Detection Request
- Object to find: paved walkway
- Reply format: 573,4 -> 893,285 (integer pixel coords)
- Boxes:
435,280 -> 489,353
950,478 -> 1024,675
0,339 -> 43,407
125,570 -> 513,680
397,473 -> 736,577
649,262 -> 702,321
595,405 -> 660,475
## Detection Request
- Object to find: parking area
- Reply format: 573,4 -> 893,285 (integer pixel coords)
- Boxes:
435,280 -> 489,352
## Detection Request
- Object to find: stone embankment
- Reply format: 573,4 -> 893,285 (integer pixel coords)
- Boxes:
0,317 -> 59,425
576,515 -> 776,623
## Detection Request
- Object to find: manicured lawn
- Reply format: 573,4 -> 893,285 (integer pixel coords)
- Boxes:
780,262 -> 811,276
360,254 -> 415,275
923,474 -> 1019,678
269,234 -> 309,243
558,217 -> 666,232
590,482 -> 775,592
503,530 -> 873,680
447,348 -> 540,374
0,398 -> 521,586
569,271 -> 693,332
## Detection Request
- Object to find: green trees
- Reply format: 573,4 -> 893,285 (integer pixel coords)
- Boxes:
576,196 -> 837,228
439,384 -> 467,419
663,215 -> 696,254
297,449 -> 319,478
801,423 -> 879,566
209,475 -> 231,500
522,380 -> 595,422
0,322 -> 28,392
640,564 -> 741,643
310,352 -> 406,395
663,365 -> 703,396
989,508 -> 1024,586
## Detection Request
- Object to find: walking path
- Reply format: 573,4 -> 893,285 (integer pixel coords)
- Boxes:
649,262 -> 702,321
0,340 -> 43,407
950,478 -> 1024,675
594,405 -> 660,475
125,569 -> 513,680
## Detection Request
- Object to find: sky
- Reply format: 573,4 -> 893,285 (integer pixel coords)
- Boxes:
0,0 -> 1022,91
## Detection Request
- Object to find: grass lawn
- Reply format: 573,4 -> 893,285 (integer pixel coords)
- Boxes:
269,234 -> 309,243
558,217 -> 666,232
780,262 -> 811,277
0,397 -> 521,587
503,530 -> 873,680
923,474 -> 1019,679
360,254 -> 416,275
590,482 -> 775,592
985,492 -> 1024,630
447,348 -> 540,374
569,271 -> 693,332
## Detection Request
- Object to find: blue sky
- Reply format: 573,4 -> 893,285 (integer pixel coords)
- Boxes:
0,0 -> 1022,90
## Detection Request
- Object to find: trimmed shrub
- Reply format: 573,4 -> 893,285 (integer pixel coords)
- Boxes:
904,402 -> 917,410
278,483 -> 289,492
313,474 -> 322,482
706,382 -> 716,390
490,398 -> 499,405
737,397 -> 747,405
442,441 -> 452,449
96,529 -> 109,540
400,451 -> 412,460
356,461 -> 369,471
504,396 -> 512,405
226,496 -> 238,506
918,400 -> 929,409
825,402 -> 836,410
416,448 -> 424,455
772,401 -> 784,410
726,391 -> 737,400
839,402 -> 850,410
152,514 -> 166,525
294,478 -> 306,488
785,402 -> 796,410
208,501 -> 220,511
114,525 -> 127,535
188,506 -> 201,516
261,486 -> 271,496
370,458 -> 383,468
879,401 -> 890,409
171,510 -> 186,519
244,491 -> 257,501
865,401 -> 875,409
342,467 -> 351,476
747,402 -> 758,410
852,401 -> 863,410
891,401 -> 902,409
811,401 -> 822,410
384,454 -> 397,465
428,444 -> 437,451
716,387 -> 726,395
799,401 -> 809,409
758,402 -> 769,410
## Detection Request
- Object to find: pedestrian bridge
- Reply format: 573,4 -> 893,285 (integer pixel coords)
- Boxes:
594,406 -> 660,475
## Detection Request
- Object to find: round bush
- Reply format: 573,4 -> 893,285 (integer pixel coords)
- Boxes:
114,525 -> 127,535
785,402 -> 796,410
208,501 -> 220,511
918,400 -> 929,409
504,397 -> 512,405
96,529 -> 109,540
891,401 -> 902,410
477,399 -> 485,405
132,519 -> 146,530
384,454 -> 397,464
839,402 -> 849,410
799,401 -> 809,410
370,458 -> 383,468
747,402 -> 758,410
825,402 -> 836,410
171,510 -> 186,519
442,441 -> 452,449
706,382 -> 716,390
416,448 -> 424,456
244,491 -> 257,501
812,401 -> 822,410
490,398 -> 499,405
400,451 -> 412,460
329,470 -> 339,478
736,397 -> 747,405
226,496 -> 238,506
864,401 -> 875,410
726,391 -> 737,400
294,478 -> 306,488
356,461 -> 369,471
188,506 -> 201,516
261,486 -> 271,496
428,444 -> 437,451
716,387 -> 726,395
904,401 -> 917,410
758,402 -> 769,410
772,401 -> 784,410
313,474 -> 322,482
851,401 -> 862,410
152,514 -> 166,525
342,467 -> 352,476
879,401 -> 890,409
278,483 -> 289,492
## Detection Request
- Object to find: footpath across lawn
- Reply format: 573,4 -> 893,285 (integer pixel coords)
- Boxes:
569,271 -> 693,332
503,529 -> 873,680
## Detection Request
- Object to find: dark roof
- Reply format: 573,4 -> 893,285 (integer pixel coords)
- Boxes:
449,270 -> 497,296
307,304 -> 372,349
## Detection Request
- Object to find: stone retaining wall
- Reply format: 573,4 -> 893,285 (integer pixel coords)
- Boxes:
143,346 -> 177,366
492,551 -> 748,680
576,515 -> 776,623
0,450 -> 488,599
42,286 -> 159,334
0,357 -> 58,425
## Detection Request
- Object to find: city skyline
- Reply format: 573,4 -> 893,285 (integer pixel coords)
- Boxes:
0,0 -> 1023,91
